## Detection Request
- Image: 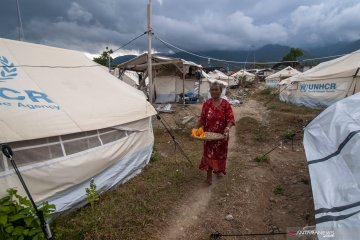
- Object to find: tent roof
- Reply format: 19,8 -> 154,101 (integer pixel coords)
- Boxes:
283,49 -> 360,84
265,66 -> 300,80
200,70 -> 228,86
0,38 -> 156,143
117,53 -> 202,72
231,69 -> 255,77
208,69 -> 236,81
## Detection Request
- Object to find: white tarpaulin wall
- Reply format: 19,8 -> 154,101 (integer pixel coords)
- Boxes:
265,66 -> 300,88
0,38 -> 156,212
154,75 -> 210,103
303,93 -> 360,239
154,73 -> 227,103
154,75 -> 176,103
279,50 -> 360,108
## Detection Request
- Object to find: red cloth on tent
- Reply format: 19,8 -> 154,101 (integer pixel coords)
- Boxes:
198,99 -> 235,175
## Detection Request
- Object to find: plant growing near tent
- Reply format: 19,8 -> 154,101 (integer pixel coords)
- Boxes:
150,140 -> 159,163
0,188 -> 55,240
150,148 -> 159,163
274,185 -> 285,195
86,179 -> 99,210
284,129 -> 296,140
255,154 -> 270,163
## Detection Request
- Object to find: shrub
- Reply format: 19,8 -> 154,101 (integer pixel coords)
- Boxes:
284,129 -> 296,140
85,179 -> 100,210
255,154 -> 270,163
0,188 -> 55,240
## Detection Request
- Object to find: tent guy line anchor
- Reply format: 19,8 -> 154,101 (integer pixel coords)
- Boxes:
209,229 -> 287,239
1,144 -> 53,240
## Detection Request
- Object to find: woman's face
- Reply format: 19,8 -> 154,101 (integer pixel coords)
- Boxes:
210,86 -> 221,99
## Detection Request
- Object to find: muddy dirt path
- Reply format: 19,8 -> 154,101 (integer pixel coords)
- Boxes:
157,99 -> 268,239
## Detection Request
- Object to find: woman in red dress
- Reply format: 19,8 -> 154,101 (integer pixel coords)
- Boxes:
198,81 -> 235,185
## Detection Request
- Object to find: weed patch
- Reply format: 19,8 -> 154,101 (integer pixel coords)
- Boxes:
274,185 -> 285,195
255,154 -> 270,163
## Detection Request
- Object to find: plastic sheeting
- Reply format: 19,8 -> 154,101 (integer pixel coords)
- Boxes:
47,131 -> 153,213
303,92 -> 360,239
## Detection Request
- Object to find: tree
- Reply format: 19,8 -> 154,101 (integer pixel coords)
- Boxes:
282,48 -> 304,62
93,49 -> 113,67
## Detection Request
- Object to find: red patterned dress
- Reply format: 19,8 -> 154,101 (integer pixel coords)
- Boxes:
198,99 -> 235,175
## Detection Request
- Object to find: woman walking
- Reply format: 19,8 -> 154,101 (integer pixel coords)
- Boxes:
198,81 -> 235,185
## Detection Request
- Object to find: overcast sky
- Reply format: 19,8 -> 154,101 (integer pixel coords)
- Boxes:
1,0 -> 359,57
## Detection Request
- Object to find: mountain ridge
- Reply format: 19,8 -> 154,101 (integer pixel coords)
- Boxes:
112,40 -> 360,68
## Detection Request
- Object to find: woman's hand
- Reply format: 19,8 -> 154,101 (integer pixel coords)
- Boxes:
224,127 -> 230,137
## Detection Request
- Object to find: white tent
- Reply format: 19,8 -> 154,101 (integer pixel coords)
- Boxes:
117,53 -> 210,103
303,92 -> 360,239
265,66 -> 300,88
230,69 -> 255,83
0,38 -> 156,213
279,50 -> 360,108
208,69 -> 238,86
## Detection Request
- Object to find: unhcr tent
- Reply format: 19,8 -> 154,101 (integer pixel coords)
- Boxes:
208,69 -> 238,86
279,50 -> 360,108
0,38 -> 156,213
230,69 -> 255,83
265,66 -> 300,88
303,92 -> 360,239
117,53 -> 208,103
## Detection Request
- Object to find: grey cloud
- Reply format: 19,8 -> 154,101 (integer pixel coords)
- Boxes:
67,2 -> 93,23
289,1 -> 360,46
154,9 -> 288,51
0,0 -> 359,55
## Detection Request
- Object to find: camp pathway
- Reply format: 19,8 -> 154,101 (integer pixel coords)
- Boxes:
157,99 -> 268,240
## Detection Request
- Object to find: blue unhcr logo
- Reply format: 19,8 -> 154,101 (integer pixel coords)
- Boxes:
0,56 -> 60,110
300,83 -> 336,92
0,56 -> 17,82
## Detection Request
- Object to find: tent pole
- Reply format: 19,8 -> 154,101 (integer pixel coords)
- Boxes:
147,0 -> 153,103
183,65 -> 185,104
352,67 -> 360,95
